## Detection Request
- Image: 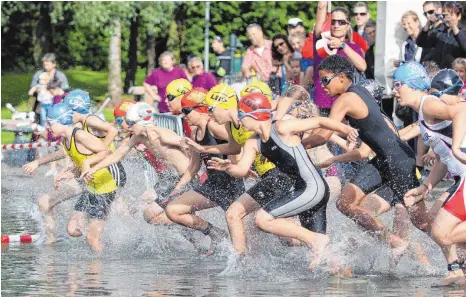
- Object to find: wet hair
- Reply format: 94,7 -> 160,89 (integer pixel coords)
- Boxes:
353,2 -> 369,12
272,34 -> 294,62
41,53 -> 56,64
422,61 -> 441,78
317,55 -> 354,80
442,1 -> 463,16
331,7 -> 353,41
423,1 -> 442,8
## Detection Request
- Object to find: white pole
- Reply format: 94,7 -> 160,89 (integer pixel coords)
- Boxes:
204,1 -> 210,71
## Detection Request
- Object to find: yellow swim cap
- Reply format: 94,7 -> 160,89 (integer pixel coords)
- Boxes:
166,79 -> 193,100
241,79 -> 273,102
205,83 -> 238,109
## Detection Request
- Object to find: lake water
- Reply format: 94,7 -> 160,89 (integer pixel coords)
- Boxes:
2,160 -> 465,297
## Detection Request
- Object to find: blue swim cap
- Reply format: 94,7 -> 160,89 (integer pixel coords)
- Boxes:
46,103 -> 74,126
64,89 -> 91,114
393,62 -> 430,91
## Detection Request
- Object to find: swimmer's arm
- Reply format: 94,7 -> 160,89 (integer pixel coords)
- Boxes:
173,152 -> 201,192
203,123 -> 242,155
440,94 -> 463,106
273,96 -> 293,121
452,104 -> 466,164
328,142 -> 372,164
277,116 -> 353,137
329,133 -> 353,152
157,130 -> 185,148
399,123 -> 420,142
37,147 -> 67,165
211,137 -> 257,178
208,120 -> 230,141
423,153 -> 448,189
84,116 -> 118,148
75,130 -> 110,167
89,134 -> 139,173
422,98 -> 461,121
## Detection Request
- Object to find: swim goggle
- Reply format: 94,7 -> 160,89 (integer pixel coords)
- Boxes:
181,105 -> 205,115
114,116 -> 125,126
166,94 -> 178,102
125,118 -> 138,128
430,80 -> 464,98
237,108 -> 272,120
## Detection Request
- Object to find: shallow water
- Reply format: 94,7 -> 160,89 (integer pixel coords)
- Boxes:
2,160 -> 465,297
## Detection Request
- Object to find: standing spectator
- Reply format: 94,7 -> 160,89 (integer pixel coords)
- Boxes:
188,56 -> 217,90
211,36 -> 231,81
352,2 -> 371,43
314,1 -> 367,115
271,34 -> 295,94
417,1 -> 466,68
394,11 -> 431,67
144,51 -> 187,113
364,20 -> 376,79
287,18 -> 306,36
30,53 -> 69,122
452,58 -> 466,99
289,33 -> 314,92
241,24 -> 274,82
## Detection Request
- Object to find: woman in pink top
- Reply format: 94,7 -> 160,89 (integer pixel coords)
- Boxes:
313,1 -> 367,115
144,51 -> 188,113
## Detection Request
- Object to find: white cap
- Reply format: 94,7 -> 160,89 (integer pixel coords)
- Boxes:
288,18 -> 303,26
125,102 -> 155,127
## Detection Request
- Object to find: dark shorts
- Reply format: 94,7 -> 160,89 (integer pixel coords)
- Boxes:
153,170 -> 198,208
108,162 -> 127,188
74,191 -> 116,220
350,157 -> 419,206
247,167 -> 294,207
193,171 -> 245,210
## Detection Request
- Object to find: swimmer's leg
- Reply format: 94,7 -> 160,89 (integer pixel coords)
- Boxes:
143,202 -> 172,225
166,190 -> 226,255
67,211 -> 87,237
86,219 -> 105,254
226,194 -> 260,255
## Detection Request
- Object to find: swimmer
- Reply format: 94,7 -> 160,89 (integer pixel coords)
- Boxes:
207,92 -> 356,269
394,66 -> 466,285
24,103 -> 121,253
165,87 -> 246,256
81,102 -> 201,226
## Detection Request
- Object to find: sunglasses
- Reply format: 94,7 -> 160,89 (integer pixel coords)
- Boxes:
115,116 -> 124,126
331,19 -> 349,26
167,94 -> 177,102
423,9 -> 435,16
125,119 -> 137,128
353,12 -> 368,16
320,74 -> 338,87
275,41 -> 286,48
238,108 -> 271,120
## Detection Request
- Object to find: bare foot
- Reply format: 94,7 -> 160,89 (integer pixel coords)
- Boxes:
432,271 -> 466,287
308,234 -> 330,271
390,238 -> 409,265
410,242 -> 430,265
203,227 -> 228,257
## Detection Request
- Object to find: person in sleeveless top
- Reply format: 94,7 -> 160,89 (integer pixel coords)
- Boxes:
394,65 -> 466,286
165,88 -> 246,256
24,104 -> 118,253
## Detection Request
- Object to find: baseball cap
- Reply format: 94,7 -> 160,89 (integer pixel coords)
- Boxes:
288,18 -> 304,27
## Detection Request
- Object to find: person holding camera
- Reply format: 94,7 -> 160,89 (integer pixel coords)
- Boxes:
417,1 -> 466,68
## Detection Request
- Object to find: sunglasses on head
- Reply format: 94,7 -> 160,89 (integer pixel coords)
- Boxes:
353,12 -> 367,16
115,116 -> 124,126
424,9 -> 435,16
320,74 -> 338,87
237,108 -> 271,120
331,19 -> 349,26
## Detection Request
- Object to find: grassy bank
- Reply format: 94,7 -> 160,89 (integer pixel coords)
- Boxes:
1,67 -> 148,144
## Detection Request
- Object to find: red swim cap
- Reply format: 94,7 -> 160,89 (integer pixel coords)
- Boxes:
238,93 -> 272,121
181,88 -> 208,113
114,99 -> 136,117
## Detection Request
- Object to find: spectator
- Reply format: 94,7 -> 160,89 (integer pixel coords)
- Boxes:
289,33 -> 314,92
287,18 -> 306,36
352,2 -> 371,43
144,51 -> 187,113
286,57 -> 303,87
271,34 -> 295,94
394,11 -> 430,67
364,20 -> 376,79
241,24 -> 274,82
314,1 -> 367,115
417,1 -> 466,68
288,33 -> 305,58
30,53 -> 69,121
452,58 -> 466,99
211,35 -> 231,81
188,56 -> 217,90
422,60 -> 441,78
28,72 -> 54,127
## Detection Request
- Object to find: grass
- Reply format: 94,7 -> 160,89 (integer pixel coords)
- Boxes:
1,67 -> 148,144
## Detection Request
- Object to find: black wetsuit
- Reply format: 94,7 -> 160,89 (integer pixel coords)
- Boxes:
192,121 -> 245,210
257,122 -> 330,234
347,85 -> 419,205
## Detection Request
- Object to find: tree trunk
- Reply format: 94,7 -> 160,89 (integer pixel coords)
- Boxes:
108,18 -> 122,106
146,32 -> 156,75
124,9 -> 140,93
32,2 -> 53,67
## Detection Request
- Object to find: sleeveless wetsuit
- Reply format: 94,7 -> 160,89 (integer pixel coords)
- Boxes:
346,85 -> 419,205
192,121 -> 245,210
64,127 -> 119,219
418,95 -> 466,221
230,122 -> 291,206
257,122 -> 330,234
82,115 -> 127,187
